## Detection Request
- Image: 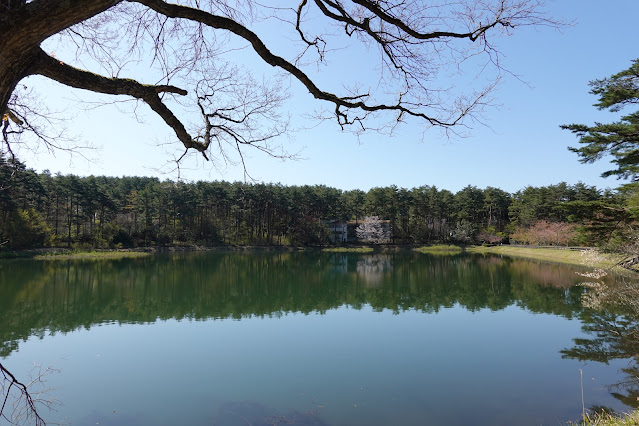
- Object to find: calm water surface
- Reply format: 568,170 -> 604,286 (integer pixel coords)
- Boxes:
0,251 -> 634,425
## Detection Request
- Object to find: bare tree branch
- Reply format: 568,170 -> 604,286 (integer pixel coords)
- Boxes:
28,47 -> 217,158
0,0 -> 561,170
129,0 -> 477,128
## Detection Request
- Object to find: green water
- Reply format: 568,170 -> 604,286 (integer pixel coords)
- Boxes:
0,251 -> 634,425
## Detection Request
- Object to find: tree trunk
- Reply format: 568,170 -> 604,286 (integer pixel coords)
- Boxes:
1,1 -> 120,116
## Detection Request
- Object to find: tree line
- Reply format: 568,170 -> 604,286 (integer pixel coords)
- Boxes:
0,154 -> 635,250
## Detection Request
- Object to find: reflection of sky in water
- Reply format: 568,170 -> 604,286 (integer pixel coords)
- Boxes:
5,303 -> 626,426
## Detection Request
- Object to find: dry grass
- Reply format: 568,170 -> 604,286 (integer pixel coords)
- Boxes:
413,245 -> 463,254
321,247 -> 374,253
33,250 -> 152,260
467,246 -> 625,270
570,411 -> 639,425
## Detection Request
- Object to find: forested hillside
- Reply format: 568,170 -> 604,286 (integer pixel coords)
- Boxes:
0,155 -> 635,250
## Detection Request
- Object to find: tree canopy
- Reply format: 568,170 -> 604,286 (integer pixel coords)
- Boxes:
562,59 -> 639,181
1,0 -> 555,169
0,155 -> 613,249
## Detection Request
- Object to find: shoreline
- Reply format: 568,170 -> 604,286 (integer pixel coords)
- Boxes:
466,245 -> 630,272
0,244 -> 634,272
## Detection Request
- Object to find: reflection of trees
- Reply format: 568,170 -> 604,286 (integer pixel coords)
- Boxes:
561,279 -> 639,410
356,255 -> 392,287
0,252 -> 589,356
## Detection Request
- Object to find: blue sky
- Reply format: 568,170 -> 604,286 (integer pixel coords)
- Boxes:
20,0 -> 639,193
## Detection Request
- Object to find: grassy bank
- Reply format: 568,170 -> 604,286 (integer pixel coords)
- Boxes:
413,244 -> 463,254
1,245 -> 632,270
0,248 -> 155,261
322,247 -> 374,253
467,245 -> 626,270
34,250 -> 153,260
573,411 -> 639,425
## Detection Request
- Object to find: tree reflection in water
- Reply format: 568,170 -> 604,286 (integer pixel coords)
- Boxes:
1,251 -> 630,423
0,251 -> 589,357
562,276 -> 639,411
356,255 -> 392,287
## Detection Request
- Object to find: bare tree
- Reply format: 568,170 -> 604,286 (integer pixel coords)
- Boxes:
1,0 -> 558,170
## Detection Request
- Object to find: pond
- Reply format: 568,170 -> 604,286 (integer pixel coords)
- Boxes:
0,251 -> 636,425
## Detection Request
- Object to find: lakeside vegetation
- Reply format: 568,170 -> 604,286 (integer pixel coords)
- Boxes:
2,156 -> 638,267
571,412 -> 639,426
2,243 -> 629,274
321,247 -> 374,253
32,249 -> 153,261
414,244 -> 464,254
467,246 -> 626,270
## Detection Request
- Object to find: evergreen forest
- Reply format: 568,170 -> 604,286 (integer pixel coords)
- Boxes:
2,154 -> 637,252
